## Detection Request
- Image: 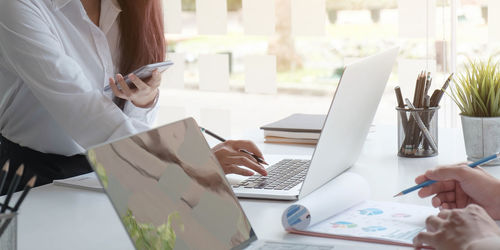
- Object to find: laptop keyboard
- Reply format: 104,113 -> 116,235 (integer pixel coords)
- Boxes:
233,159 -> 310,190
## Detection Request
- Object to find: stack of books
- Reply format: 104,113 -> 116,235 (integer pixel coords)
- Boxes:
260,114 -> 325,145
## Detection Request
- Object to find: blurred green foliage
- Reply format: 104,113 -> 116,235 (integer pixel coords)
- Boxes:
123,210 -> 184,250
87,149 -> 108,189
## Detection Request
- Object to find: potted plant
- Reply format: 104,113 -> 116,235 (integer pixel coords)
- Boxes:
450,58 -> 500,165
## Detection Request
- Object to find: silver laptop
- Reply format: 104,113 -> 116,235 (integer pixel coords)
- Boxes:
86,118 -> 366,250
232,47 -> 399,200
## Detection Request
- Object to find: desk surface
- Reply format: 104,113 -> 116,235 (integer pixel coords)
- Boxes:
15,126 -> 500,250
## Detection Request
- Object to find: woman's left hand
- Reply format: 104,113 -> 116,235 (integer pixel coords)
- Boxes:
212,140 -> 268,176
109,69 -> 161,108
413,204 -> 500,250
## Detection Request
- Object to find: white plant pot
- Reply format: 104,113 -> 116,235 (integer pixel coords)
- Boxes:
461,115 -> 500,166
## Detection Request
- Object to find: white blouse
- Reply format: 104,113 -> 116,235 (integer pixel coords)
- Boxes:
0,0 -> 159,156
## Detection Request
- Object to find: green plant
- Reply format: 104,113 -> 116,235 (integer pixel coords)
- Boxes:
123,209 -> 184,250
449,58 -> 500,117
87,149 -> 108,188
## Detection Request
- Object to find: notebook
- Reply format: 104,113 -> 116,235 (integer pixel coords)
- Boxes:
264,136 -> 318,145
261,114 -> 324,144
260,114 -> 325,134
53,173 -> 103,192
281,172 -> 438,248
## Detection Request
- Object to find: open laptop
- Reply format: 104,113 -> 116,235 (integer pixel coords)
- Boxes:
232,47 -> 399,200
86,118 -> 366,250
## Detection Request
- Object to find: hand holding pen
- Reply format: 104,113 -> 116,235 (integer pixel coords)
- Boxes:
411,159 -> 500,219
394,153 -> 499,197
200,127 -> 268,176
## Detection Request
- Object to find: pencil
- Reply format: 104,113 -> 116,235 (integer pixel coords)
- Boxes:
430,73 -> 454,108
12,176 -> 36,211
0,176 -> 36,237
394,152 -> 500,197
424,95 -> 430,109
419,72 -> 430,107
424,72 -> 432,96
422,95 -> 432,150
199,126 -> 226,143
394,87 -> 408,131
1,165 -> 24,213
419,72 -> 427,107
0,161 -> 9,195
395,87 -> 404,108
412,72 -> 422,107
429,89 -> 441,107
441,73 -> 454,91
407,73 -> 425,149
199,127 -> 268,165
405,99 -> 438,152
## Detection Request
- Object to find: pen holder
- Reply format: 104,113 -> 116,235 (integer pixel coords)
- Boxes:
0,212 -> 17,250
397,106 -> 439,158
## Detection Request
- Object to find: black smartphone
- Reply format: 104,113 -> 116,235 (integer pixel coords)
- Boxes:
105,61 -> 174,91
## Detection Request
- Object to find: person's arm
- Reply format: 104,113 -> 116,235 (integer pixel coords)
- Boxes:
0,1 -> 148,149
122,93 -> 159,125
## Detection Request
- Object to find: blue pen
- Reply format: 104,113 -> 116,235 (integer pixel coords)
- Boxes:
394,152 -> 500,197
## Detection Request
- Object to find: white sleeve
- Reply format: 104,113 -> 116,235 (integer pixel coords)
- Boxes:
0,1 -> 150,149
122,92 -> 160,126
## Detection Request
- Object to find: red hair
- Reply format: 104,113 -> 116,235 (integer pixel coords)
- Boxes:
114,0 -> 166,108
117,0 -> 166,74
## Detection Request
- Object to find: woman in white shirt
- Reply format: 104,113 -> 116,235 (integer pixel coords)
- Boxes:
0,0 -> 267,194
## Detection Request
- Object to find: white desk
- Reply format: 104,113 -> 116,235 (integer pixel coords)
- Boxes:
15,126 -> 500,250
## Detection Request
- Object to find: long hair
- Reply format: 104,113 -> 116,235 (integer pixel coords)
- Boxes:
115,0 -> 166,108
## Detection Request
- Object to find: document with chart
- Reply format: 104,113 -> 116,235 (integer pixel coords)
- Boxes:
281,172 -> 438,247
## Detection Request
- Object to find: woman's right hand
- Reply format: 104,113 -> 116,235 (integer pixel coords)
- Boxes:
415,163 -> 500,219
109,69 -> 161,108
212,140 -> 267,177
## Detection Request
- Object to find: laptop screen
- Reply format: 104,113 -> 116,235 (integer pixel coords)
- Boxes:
87,118 -> 257,250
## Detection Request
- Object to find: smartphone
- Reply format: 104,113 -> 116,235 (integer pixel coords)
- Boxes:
104,61 -> 174,91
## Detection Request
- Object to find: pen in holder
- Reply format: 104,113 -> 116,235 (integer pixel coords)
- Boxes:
0,162 -> 37,250
0,207 -> 17,250
394,71 -> 451,158
397,106 -> 439,158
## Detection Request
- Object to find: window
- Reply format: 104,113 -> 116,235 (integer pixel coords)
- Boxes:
157,0 -> 493,135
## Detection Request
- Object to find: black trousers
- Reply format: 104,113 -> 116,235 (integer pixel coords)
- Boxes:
0,136 -> 92,195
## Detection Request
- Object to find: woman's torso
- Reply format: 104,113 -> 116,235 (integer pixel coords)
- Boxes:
0,0 -> 122,155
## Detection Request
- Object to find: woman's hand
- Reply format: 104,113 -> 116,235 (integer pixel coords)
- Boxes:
212,140 -> 268,176
109,69 -> 161,108
413,204 -> 500,250
415,163 -> 500,219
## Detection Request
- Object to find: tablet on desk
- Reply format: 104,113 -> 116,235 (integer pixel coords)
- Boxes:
104,61 -> 173,92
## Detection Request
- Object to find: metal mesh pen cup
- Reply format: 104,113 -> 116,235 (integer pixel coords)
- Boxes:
0,212 -> 17,250
397,106 -> 439,158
